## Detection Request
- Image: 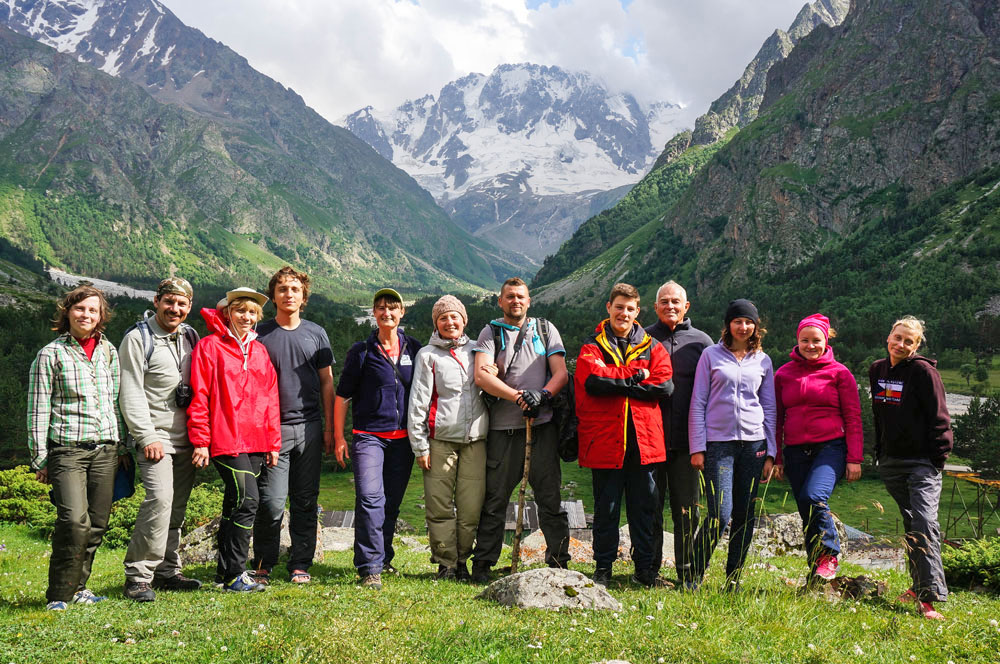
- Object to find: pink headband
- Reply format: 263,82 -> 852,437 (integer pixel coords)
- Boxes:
797,313 -> 831,341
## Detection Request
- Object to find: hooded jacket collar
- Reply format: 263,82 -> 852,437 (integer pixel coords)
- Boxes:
200,307 -> 258,344
788,345 -> 836,366
429,330 -> 469,349
593,319 -> 652,367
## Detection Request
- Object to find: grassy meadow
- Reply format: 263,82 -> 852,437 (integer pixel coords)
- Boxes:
3,460 -> 1000,664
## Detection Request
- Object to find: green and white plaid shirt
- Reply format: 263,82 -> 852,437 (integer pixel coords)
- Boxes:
27,333 -> 122,470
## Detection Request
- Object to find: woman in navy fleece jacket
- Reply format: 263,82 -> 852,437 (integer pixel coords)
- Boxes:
333,288 -> 422,590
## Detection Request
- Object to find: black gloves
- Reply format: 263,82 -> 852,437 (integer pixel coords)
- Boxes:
517,390 -> 544,419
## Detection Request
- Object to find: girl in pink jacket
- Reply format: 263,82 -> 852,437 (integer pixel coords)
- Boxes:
773,314 -> 862,583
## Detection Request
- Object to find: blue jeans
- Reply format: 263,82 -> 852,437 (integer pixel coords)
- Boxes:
782,438 -> 846,565
351,433 -> 415,576
692,440 -> 767,582
591,442 -> 659,571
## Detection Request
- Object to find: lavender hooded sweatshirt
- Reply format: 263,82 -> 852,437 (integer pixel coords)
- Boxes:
688,342 -> 776,458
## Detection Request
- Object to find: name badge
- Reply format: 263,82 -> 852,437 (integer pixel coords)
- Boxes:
400,354 -> 413,366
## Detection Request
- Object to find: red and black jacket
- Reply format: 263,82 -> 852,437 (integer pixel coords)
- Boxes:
575,320 -> 673,469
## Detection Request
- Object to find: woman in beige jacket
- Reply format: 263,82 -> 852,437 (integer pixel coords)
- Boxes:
408,296 -> 489,581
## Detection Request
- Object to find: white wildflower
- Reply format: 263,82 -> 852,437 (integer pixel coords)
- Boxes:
110,638 -> 118,643
124,639 -> 135,645
849,606 -> 857,613
171,631 -> 179,637
221,646 -> 228,652
909,656 -> 916,661
990,619 -> 998,627
656,601 -> 664,611
691,623 -> 698,630
252,630 -> 259,636
808,644 -> 816,651
102,624 -> 111,630
585,627 -> 595,634
853,645 -> 864,656
646,615 -> 654,621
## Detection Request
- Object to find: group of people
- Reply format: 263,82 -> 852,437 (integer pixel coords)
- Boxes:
26,271 -> 953,621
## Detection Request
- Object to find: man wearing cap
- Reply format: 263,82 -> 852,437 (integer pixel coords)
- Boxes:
121,277 -> 203,602
251,267 -> 335,585
334,287 -> 422,590
469,277 -> 571,583
644,280 -> 713,587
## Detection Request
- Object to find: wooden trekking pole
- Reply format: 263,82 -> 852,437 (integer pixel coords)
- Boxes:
510,417 -> 533,574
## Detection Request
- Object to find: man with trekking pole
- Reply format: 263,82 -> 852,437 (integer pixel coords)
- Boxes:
469,278 -> 571,583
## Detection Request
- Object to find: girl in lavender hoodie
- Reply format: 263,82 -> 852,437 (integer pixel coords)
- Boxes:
688,299 -> 776,590
773,314 -> 863,585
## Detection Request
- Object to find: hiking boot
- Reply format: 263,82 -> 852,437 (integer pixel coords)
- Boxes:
593,567 -> 612,587
223,572 -> 267,593
470,563 -> 491,585
124,580 -> 156,602
814,554 -> 839,580
46,601 -> 67,611
152,574 -> 202,591
631,570 -> 673,589
455,561 -> 471,583
682,578 -> 702,592
435,565 -> 457,581
71,589 -> 107,605
360,573 -> 382,590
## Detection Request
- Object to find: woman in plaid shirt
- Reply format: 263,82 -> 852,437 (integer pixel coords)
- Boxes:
28,285 -> 124,611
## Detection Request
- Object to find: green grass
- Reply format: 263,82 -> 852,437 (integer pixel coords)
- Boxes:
317,462 -> 992,541
2,523 -> 999,664
939,357 -> 1000,395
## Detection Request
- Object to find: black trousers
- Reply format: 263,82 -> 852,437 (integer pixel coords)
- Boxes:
214,453 -> 264,582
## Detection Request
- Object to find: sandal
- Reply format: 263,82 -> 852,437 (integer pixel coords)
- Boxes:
252,569 -> 271,586
290,570 -> 311,584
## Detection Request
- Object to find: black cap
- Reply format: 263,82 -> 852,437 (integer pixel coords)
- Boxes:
725,299 -> 759,325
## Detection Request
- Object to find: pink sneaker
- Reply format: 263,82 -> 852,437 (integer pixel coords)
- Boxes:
814,554 -> 839,580
919,601 -> 945,620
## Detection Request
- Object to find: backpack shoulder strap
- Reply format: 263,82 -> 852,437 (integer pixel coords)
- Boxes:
180,323 -> 199,353
489,320 -> 503,362
137,320 -> 154,370
536,317 -> 550,353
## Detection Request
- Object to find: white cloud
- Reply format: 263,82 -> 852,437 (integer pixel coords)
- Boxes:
161,0 -> 809,125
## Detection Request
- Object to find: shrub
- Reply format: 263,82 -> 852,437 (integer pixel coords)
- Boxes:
103,481 -> 225,549
942,537 -> 1000,592
0,466 -> 56,536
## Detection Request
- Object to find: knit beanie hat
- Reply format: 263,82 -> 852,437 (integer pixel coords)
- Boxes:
797,313 -> 831,341
432,295 -> 467,325
725,299 -> 759,325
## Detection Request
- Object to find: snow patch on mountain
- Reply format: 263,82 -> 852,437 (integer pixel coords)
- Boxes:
344,63 -> 686,201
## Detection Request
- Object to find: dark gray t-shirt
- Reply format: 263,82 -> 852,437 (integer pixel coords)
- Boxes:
474,318 -> 565,430
257,319 -> 335,426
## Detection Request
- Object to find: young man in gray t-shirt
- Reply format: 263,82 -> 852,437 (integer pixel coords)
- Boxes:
469,277 -> 571,582
251,267 -> 335,584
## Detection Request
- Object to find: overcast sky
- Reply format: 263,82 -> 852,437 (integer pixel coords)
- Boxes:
161,0 -> 809,126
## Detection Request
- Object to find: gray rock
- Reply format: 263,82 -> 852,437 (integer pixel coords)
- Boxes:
750,513 -> 849,558
178,510 -> 325,567
399,536 -> 431,553
320,527 -> 355,552
478,568 -> 621,612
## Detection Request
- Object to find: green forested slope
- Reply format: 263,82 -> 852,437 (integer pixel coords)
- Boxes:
0,25 -> 520,298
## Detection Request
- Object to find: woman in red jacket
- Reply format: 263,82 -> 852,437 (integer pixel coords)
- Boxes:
773,314 -> 862,583
188,288 -> 281,592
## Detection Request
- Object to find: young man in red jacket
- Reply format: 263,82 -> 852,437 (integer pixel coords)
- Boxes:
575,283 -> 673,587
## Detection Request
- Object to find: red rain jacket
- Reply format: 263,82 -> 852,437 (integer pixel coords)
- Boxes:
187,308 -> 281,457
575,320 -> 673,469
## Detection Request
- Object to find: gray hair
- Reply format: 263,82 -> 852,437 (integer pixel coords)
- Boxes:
655,280 -> 688,303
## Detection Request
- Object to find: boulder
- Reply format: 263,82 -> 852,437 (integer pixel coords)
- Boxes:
320,527 -> 355,552
749,513 -> 849,558
178,510 -> 325,567
478,567 -> 621,611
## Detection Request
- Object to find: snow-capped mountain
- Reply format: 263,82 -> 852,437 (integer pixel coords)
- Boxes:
343,64 -> 686,263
